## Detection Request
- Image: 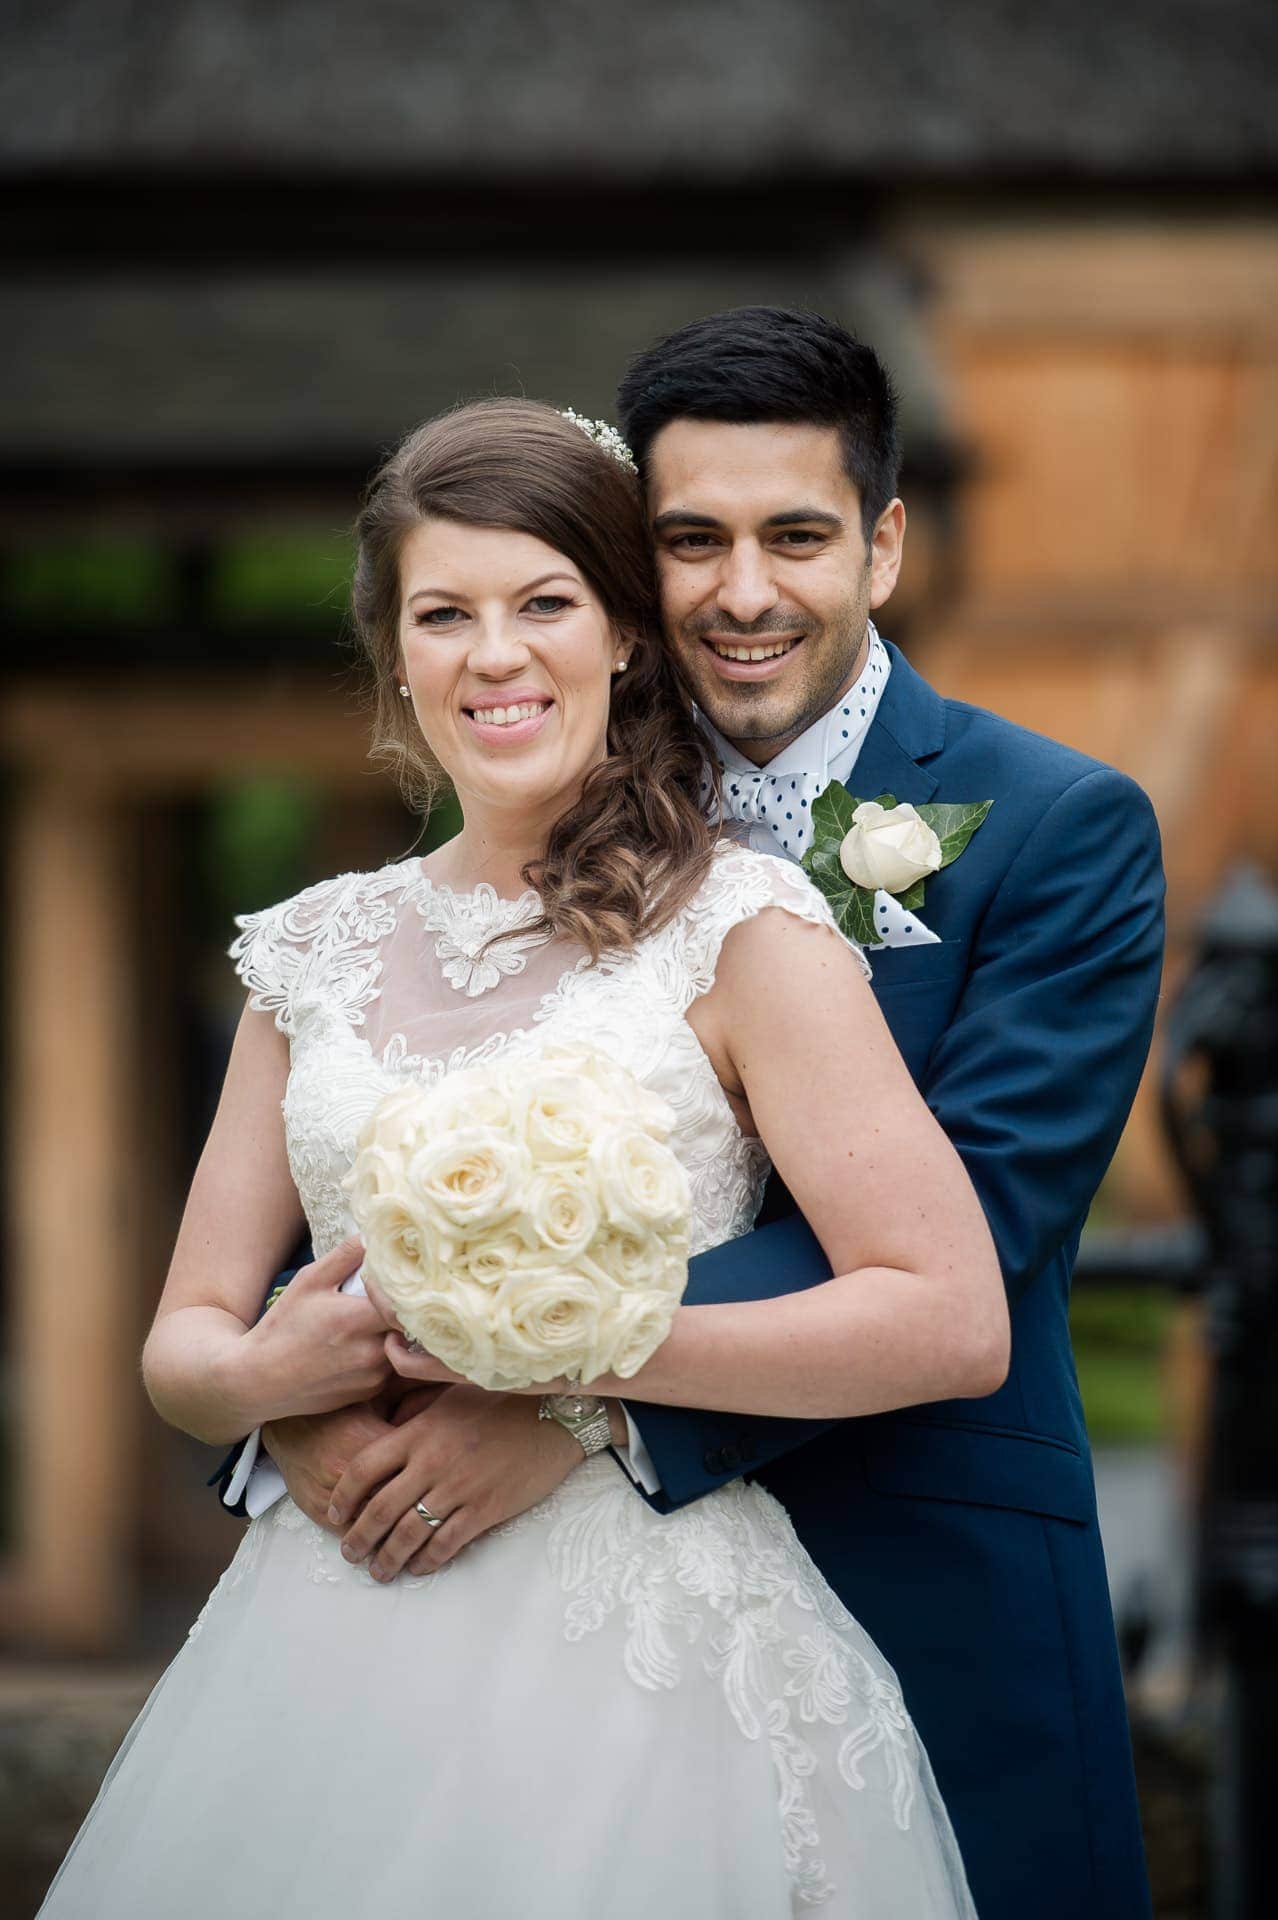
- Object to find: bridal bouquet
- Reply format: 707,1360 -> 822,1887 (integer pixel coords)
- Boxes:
343,1045 -> 690,1391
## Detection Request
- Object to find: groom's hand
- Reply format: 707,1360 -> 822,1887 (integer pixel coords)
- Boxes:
329,1385 -> 586,1581
261,1387 -> 457,1531
261,1403 -> 399,1532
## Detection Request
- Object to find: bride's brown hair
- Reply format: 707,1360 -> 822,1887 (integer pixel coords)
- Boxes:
352,398 -> 719,958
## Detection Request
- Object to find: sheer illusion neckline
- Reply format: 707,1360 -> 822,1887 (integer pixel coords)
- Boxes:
412,863 -> 542,915
409,865 -> 548,998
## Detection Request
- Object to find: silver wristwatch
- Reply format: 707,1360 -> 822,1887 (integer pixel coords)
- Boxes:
538,1392 -> 613,1458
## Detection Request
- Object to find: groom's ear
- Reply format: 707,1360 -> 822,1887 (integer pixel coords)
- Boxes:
868,499 -> 907,611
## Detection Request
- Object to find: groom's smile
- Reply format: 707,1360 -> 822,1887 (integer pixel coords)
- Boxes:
646,419 -> 905,765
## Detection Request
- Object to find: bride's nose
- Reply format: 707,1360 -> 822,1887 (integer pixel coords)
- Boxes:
466,612 -> 531,676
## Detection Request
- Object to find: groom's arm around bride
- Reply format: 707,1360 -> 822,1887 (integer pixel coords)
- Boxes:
634,720 -> 1166,1506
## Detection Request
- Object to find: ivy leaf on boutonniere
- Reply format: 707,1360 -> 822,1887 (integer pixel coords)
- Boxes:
801,787 -> 992,944
924,802 -> 996,871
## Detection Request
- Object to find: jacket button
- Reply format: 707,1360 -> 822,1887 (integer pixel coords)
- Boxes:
719,1444 -> 742,1471
703,1448 -> 725,1474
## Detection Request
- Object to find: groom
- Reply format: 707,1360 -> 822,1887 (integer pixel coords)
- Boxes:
215,309 -> 1162,1920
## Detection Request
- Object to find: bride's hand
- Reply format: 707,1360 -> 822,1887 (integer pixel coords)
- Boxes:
383,1330 -> 598,1398
239,1236 -> 394,1423
363,1281 -> 475,1389
383,1329 -> 473,1389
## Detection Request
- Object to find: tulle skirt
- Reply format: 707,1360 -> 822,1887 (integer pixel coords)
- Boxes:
39,1456 -> 975,1918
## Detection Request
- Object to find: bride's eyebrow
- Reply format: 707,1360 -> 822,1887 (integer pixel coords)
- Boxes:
406,572 -> 580,606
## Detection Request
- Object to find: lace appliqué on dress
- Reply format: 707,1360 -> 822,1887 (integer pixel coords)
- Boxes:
229,869 -> 403,1034
412,880 -> 547,997
667,846 -> 872,1006
545,1458 -> 920,1907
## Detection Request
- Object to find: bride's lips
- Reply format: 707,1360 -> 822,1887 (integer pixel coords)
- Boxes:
700,636 -> 804,683
462,691 -> 554,745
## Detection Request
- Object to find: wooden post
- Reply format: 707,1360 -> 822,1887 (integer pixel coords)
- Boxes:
2,776 -> 140,1649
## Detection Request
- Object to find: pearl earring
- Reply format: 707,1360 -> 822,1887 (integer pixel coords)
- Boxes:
613,659 -> 628,674
399,684 -> 410,698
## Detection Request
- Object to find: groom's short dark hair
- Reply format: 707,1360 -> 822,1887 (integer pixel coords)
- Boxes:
616,307 -> 900,539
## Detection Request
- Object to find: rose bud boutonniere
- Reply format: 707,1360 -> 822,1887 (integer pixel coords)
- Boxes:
801,788 -> 993,945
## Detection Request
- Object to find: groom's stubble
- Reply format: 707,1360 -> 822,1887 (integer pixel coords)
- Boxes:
674,576 -> 874,765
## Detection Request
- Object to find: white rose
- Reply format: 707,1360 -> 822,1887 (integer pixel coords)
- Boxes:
397,1288 -> 497,1383
459,1227 -> 536,1289
354,1189 -> 444,1297
418,1066 -> 520,1139
586,1224 -> 671,1294
487,1271 -> 608,1388
342,1142 -> 407,1219
407,1127 -> 529,1233
527,1168 -> 601,1260
599,1290 -> 679,1380
591,1125 -> 690,1235
350,1085 -> 431,1171
521,1069 -> 609,1162
838,801 -> 943,894
536,1044 -> 674,1139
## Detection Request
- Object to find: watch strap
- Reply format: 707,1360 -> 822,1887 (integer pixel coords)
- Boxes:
539,1394 -> 613,1458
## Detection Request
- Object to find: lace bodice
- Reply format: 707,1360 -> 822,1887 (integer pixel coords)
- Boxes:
228,844 -> 864,1264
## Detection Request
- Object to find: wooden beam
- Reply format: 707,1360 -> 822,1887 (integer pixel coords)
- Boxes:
910,220 -> 1278,338
1,779 -> 140,1649
0,677 -> 382,792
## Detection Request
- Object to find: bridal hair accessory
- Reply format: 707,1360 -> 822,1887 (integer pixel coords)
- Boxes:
345,1043 -> 690,1390
559,408 -> 638,474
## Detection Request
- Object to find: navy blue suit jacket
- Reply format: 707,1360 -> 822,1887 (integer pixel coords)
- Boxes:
214,641 -> 1162,1919
627,642 -> 1162,1919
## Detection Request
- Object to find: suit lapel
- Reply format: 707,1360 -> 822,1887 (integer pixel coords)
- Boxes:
843,639 -> 946,806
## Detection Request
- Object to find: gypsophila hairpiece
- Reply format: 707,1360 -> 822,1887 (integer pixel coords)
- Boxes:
559,408 -> 638,474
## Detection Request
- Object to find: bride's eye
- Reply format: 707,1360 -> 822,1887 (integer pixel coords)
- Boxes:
415,606 -> 465,627
527,595 -> 573,615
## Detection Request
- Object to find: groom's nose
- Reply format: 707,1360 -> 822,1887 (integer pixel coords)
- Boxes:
715,539 -> 780,625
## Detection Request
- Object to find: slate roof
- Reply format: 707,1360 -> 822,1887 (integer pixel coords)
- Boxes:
2,0 -> 1275,181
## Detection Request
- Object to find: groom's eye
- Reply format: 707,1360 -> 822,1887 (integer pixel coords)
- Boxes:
668,532 -> 719,552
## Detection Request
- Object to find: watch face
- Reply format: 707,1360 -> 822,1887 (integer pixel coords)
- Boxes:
554,1394 -> 597,1423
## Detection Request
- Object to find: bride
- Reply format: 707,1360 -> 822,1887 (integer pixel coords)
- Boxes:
39,399 -> 1004,1919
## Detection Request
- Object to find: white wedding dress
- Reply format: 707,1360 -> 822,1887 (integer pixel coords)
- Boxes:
40,844 -> 975,1919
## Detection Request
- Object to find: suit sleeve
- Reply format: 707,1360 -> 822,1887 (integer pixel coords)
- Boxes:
629,766 -> 1166,1512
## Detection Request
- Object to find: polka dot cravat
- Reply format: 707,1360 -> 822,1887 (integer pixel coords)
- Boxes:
718,765 -> 829,857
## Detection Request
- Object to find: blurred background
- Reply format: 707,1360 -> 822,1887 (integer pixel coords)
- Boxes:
1,2 -> 1275,1913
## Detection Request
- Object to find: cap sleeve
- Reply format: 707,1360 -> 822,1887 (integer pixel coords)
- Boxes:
228,870 -> 366,1036
675,846 -> 871,1007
